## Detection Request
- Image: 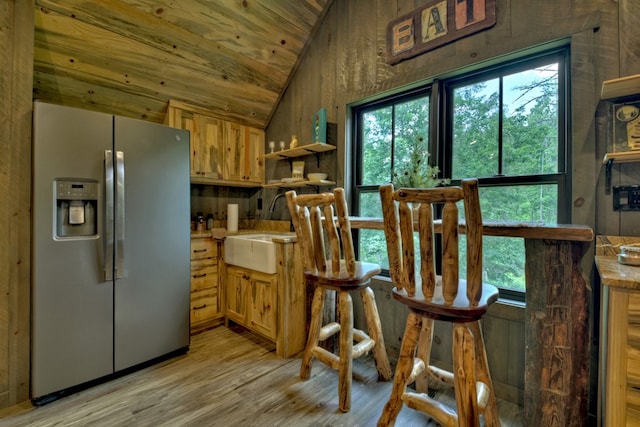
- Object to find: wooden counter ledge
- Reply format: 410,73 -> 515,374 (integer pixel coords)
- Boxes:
350,217 -> 594,241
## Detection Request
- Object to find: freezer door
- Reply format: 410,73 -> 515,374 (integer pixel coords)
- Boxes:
31,102 -> 114,398
113,116 -> 190,371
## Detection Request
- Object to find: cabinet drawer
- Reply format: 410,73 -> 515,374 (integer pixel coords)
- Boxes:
191,257 -> 216,270
191,239 -> 217,260
191,289 -> 219,324
190,264 -> 218,292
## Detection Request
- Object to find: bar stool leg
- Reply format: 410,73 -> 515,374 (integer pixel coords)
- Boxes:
414,318 -> 434,393
378,312 -> 422,426
337,290 -> 353,413
469,320 -> 500,427
301,285 -> 325,380
360,286 -> 392,380
453,323 -> 480,426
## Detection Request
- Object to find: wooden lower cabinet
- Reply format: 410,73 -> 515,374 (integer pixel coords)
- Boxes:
224,237 -> 306,358
225,265 -> 247,325
225,265 -> 277,340
190,237 -> 224,333
601,286 -> 640,426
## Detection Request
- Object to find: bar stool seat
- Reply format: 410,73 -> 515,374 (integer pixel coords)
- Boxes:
286,188 -> 392,413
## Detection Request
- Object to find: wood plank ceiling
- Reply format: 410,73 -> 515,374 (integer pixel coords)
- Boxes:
33,0 -> 332,128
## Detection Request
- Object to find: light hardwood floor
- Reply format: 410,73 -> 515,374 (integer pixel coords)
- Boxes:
0,326 -> 522,426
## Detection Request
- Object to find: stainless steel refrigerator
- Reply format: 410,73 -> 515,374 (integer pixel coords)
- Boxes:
31,101 -> 191,404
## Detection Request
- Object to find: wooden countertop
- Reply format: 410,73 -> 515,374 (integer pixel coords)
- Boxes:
350,217 -> 594,241
191,229 -> 296,243
595,255 -> 640,290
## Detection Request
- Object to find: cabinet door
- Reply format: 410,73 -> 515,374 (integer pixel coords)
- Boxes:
245,126 -> 265,183
224,122 -> 244,181
193,114 -> 224,179
247,271 -> 278,340
224,122 -> 265,183
225,266 -> 248,325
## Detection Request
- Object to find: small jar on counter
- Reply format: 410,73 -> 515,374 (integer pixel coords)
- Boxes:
206,214 -> 214,230
196,212 -> 205,232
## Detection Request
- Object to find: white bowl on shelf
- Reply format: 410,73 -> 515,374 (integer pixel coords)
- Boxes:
307,173 -> 328,181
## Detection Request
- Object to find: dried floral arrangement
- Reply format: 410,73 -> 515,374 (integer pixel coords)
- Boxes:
391,137 -> 450,188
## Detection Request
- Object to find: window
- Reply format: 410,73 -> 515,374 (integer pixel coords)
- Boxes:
351,47 -> 570,300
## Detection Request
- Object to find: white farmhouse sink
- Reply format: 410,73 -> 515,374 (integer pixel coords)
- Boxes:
224,233 -> 281,274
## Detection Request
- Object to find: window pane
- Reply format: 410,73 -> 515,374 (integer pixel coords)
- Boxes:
358,191 -> 382,217
357,191 -> 388,269
361,107 -> 392,185
503,64 -> 559,175
452,79 -> 499,179
392,97 -> 431,186
459,235 -> 526,292
480,185 -> 557,223
358,229 -> 389,270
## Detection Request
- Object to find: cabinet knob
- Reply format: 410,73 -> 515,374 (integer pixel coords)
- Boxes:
193,304 -> 207,310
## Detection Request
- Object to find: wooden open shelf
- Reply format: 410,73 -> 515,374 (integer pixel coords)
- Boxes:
601,74 -> 640,100
602,151 -> 640,194
263,143 -> 336,160
603,150 -> 640,164
263,179 -> 335,189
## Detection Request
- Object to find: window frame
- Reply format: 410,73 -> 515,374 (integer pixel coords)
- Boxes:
350,46 -> 571,302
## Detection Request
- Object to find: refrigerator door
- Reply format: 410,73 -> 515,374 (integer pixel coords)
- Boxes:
113,116 -> 190,371
32,102 -> 114,398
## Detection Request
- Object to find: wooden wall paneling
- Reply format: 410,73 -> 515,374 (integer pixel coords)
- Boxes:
0,0 -> 10,406
508,315 -> 526,401
620,196 -> 640,236
595,102 -> 619,235
394,0 -> 413,17
0,0 -> 11,407
594,0 -> 627,237
33,71 -> 168,123
488,303 -> 526,404
375,0 -> 396,84
570,30 -> 598,230
348,0 -> 378,92
0,0 -> 34,409
619,0 -> 640,75
34,0 -> 330,127
484,305 -> 525,405
34,6 -> 274,124
617,0 -> 640,240
334,0 -> 350,100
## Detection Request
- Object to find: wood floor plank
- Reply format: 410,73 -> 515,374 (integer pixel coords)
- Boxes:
0,325 -> 522,426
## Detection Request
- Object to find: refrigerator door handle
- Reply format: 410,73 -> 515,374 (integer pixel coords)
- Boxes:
115,150 -> 126,279
105,150 -> 114,281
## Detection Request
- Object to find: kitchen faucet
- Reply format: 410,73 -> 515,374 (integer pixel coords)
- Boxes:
268,191 -> 287,218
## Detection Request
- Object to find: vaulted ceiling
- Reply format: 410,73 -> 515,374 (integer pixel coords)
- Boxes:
33,0 -> 333,128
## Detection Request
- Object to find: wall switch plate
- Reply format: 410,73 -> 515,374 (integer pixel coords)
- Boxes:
613,185 -> 640,211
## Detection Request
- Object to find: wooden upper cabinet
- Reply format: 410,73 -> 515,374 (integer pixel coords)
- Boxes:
165,100 -> 264,186
193,114 -> 224,179
224,122 -> 264,184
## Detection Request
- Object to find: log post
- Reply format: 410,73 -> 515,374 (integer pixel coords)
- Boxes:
524,239 -> 590,427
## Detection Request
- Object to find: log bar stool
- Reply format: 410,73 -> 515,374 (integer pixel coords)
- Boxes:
377,179 -> 500,427
286,188 -> 392,413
